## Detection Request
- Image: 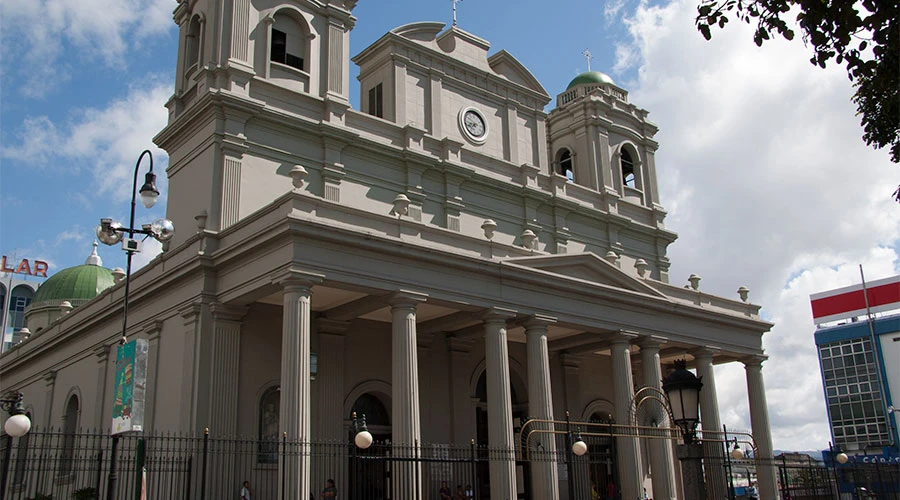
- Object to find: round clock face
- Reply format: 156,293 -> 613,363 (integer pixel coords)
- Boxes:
458,106 -> 489,144
464,110 -> 485,137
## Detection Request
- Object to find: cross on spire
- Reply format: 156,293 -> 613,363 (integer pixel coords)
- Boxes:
452,0 -> 462,26
582,48 -> 593,71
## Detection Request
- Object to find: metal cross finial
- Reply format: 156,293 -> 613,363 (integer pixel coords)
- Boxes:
582,48 -> 593,71
452,0 -> 462,26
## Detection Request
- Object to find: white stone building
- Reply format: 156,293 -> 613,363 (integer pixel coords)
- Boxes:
0,1 -> 780,499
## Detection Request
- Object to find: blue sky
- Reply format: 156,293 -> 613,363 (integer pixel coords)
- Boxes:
1,0 -> 898,451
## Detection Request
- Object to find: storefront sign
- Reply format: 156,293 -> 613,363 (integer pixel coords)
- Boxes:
0,256 -> 49,277
112,339 -> 148,435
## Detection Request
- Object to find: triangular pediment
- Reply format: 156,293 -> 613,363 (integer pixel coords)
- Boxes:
487,50 -> 549,97
503,252 -> 666,298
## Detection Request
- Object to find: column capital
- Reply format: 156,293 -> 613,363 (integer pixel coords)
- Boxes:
274,269 -> 324,291
210,302 -> 248,322
317,318 -> 350,335
636,335 -> 667,350
520,314 -> 557,330
388,290 -> 428,308
690,347 -> 720,360
742,354 -> 768,368
143,320 -> 164,341
448,337 -> 475,353
561,353 -> 582,369
44,370 -> 57,385
610,330 -> 639,346
481,307 -> 517,324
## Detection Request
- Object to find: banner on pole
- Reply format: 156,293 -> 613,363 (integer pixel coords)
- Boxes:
111,339 -> 148,434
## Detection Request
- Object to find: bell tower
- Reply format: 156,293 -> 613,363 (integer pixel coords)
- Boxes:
547,70 -> 673,281
155,0 -> 357,249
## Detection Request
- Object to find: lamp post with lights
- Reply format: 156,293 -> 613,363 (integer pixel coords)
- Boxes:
96,150 -> 174,500
663,359 -> 706,500
0,391 -> 31,500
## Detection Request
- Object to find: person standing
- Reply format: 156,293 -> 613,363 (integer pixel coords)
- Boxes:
607,481 -> 616,500
465,484 -> 474,499
240,481 -> 251,500
440,481 -> 452,500
321,479 -> 337,498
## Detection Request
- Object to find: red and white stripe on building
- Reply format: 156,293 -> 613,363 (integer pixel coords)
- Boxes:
810,275 -> 900,325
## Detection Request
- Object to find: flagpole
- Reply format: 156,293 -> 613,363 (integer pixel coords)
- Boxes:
859,265 -> 896,448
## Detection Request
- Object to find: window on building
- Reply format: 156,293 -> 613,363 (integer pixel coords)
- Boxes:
185,16 -> 201,72
621,149 -> 635,187
557,149 -> 574,182
368,83 -> 383,118
270,13 -> 306,72
7,286 -> 33,332
258,386 -> 280,463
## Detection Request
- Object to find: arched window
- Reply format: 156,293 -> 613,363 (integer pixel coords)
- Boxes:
257,386 -> 280,463
59,394 -> 79,475
621,149 -> 635,187
557,149 -> 574,182
185,16 -> 202,73
270,13 -> 307,72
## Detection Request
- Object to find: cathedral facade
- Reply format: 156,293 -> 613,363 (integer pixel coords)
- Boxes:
1,1 -> 779,499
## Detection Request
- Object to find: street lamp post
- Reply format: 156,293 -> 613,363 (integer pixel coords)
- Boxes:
722,425 -> 744,500
663,359 -> 706,500
0,391 -> 31,500
350,412 -> 373,497
96,150 -> 175,500
828,441 -> 848,499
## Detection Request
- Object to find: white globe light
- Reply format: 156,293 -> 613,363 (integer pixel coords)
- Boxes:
572,439 -> 588,456
96,221 -> 123,245
836,452 -> 849,464
4,414 -> 31,438
151,218 -> 175,242
732,447 -> 744,460
354,430 -> 373,449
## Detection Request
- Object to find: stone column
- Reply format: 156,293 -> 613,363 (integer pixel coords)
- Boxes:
449,338 -> 475,443
639,338 -> 676,500
744,356 -> 778,500
610,335 -> 642,500
693,349 -> 726,500
279,279 -> 315,500
526,316 -> 560,500
316,319 -> 348,498
390,292 -> 427,500
484,310 -> 518,500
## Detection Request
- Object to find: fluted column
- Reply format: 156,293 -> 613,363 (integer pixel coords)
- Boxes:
693,349 -> 726,500
639,338 -> 676,500
610,335 -> 642,500
316,319 -> 348,498
484,310 -> 518,500
744,356 -> 778,500
279,279 -> 315,500
390,291 -> 427,500
526,316 -> 560,500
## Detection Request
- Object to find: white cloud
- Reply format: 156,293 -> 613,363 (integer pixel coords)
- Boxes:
0,0 -> 175,97
2,80 -> 173,205
618,0 -> 900,450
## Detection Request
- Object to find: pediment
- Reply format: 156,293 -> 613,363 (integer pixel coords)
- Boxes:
503,252 -> 666,298
488,50 -> 549,97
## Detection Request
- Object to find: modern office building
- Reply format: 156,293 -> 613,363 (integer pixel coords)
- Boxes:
0,256 -> 48,352
1,2 -> 781,499
811,275 -> 900,457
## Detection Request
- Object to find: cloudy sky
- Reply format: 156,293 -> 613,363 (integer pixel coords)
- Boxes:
1,0 -> 897,451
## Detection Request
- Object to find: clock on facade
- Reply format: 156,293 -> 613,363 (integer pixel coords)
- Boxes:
458,106 -> 488,144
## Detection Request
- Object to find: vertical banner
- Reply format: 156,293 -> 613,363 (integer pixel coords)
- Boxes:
112,339 -> 149,434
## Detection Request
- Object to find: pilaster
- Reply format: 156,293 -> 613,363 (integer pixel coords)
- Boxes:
208,304 -> 247,437
143,321 -> 163,431
94,345 -> 111,430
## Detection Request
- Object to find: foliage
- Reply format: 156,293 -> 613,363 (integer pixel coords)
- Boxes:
695,0 -> 899,170
73,487 -> 98,500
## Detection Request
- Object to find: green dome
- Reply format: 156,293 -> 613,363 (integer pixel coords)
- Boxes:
566,71 -> 615,90
31,244 -> 116,305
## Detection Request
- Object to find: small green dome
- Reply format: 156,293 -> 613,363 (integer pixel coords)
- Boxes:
566,71 -> 615,90
31,243 -> 115,305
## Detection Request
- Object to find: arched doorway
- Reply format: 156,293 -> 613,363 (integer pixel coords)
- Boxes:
348,393 -> 391,499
